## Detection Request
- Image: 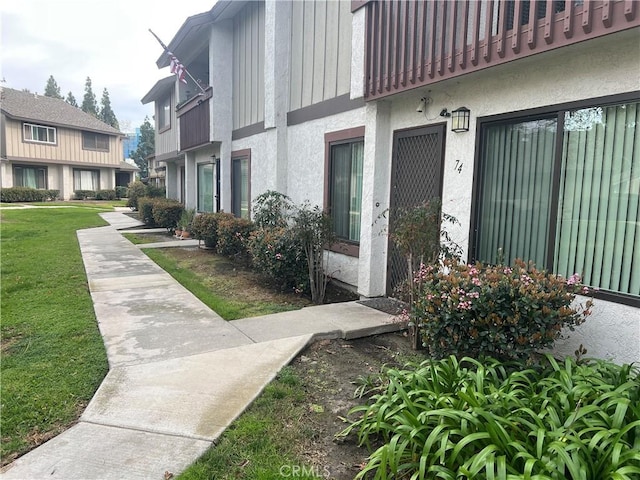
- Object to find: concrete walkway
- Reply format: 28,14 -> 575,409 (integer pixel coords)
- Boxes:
1,212 -> 400,479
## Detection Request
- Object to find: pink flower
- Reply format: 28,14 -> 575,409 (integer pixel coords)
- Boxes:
504,267 -> 513,274
567,273 -> 581,286
472,277 -> 481,286
275,253 -> 283,260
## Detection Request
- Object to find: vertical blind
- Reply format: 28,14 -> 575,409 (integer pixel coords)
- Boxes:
232,158 -> 249,219
476,101 -> 639,297
330,140 -> 364,242
556,103 -> 639,295
477,118 -> 557,267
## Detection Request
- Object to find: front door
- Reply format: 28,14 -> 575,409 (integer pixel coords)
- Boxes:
387,124 -> 446,296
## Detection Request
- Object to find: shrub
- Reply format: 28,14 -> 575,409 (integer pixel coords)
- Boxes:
145,184 -> 166,198
177,208 -> 196,231
252,190 -> 293,229
45,189 -> 59,201
0,187 -> 49,203
95,189 -> 116,201
191,212 -> 229,250
291,202 -> 334,304
340,355 -> 640,480
248,226 -> 309,293
115,186 -> 128,199
152,199 -> 183,231
73,190 -> 96,200
407,259 -> 594,361
137,197 -> 156,225
126,181 -> 147,210
216,215 -> 254,260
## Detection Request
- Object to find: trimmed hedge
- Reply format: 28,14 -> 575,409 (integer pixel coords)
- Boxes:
137,197 -> 156,225
115,186 -> 128,199
190,212 -> 231,250
95,189 -> 117,201
217,215 -> 254,259
74,190 -> 96,200
152,200 -> 183,231
0,187 -> 59,202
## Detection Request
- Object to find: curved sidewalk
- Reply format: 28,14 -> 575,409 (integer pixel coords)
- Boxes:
1,212 -> 399,479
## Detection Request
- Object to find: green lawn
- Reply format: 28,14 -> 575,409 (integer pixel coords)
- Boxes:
0,207 -> 110,464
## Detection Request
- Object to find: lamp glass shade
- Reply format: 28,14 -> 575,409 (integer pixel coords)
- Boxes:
451,107 -> 470,132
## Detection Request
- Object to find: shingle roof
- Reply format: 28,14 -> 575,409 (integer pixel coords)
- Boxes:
0,87 -> 122,135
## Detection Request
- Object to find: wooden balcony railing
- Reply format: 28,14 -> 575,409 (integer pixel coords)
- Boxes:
361,0 -> 639,99
177,87 -> 212,151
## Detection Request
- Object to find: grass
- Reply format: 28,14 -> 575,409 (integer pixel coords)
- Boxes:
142,248 -> 308,320
178,366 -> 319,480
121,232 -> 160,244
0,207 -> 110,464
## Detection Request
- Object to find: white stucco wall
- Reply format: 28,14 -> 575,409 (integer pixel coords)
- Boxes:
358,31 -> 640,365
231,129 -> 279,203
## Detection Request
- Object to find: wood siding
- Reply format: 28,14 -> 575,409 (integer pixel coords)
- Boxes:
363,0 -> 640,100
290,0 -> 353,111
4,118 -> 122,166
156,91 -> 179,157
178,89 -> 212,151
233,1 -> 265,130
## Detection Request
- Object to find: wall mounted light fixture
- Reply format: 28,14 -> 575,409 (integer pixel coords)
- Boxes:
451,107 -> 471,133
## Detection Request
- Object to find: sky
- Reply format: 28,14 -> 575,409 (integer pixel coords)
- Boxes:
0,0 -> 216,132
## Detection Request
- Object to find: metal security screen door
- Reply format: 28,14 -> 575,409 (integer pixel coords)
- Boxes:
387,124 -> 446,296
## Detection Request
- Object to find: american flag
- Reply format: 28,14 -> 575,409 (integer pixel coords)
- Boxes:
169,52 -> 187,84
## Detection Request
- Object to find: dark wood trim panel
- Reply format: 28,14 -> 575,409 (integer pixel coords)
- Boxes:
232,121 -> 266,140
287,94 -> 365,126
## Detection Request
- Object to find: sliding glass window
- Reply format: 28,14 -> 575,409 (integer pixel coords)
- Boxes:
474,100 -> 639,299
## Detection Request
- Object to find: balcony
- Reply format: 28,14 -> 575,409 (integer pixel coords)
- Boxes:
360,0 -> 639,100
177,87 -> 212,151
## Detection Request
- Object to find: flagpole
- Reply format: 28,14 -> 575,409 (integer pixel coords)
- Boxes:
148,29 -> 206,94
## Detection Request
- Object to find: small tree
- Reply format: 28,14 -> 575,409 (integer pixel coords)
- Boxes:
252,190 -> 293,229
99,88 -> 119,129
291,202 -> 335,304
81,77 -> 99,118
44,75 -> 63,99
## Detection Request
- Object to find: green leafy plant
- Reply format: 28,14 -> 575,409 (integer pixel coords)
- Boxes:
0,187 -> 53,203
408,259 -> 594,361
252,190 -> 294,229
178,208 -> 196,231
115,186 -> 128,199
248,226 -> 309,294
291,202 -> 335,304
73,189 -> 96,200
152,199 -> 184,232
126,181 -> 147,210
136,197 -> 156,225
339,355 -> 640,480
95,189 -> 116,201
191,212 -> 229,250
216,215 -> 255,260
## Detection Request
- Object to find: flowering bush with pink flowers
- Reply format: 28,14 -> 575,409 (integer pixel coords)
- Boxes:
409,259 -> 594,361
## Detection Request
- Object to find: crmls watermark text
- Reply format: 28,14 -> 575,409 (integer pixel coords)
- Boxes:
279,464 -> 331,478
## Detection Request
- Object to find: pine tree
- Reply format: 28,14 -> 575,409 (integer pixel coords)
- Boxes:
44,75 -> 63,99
66,91 -> 78,107
81,77 -> 99,117
131,117 -> 155,178
99,88 -> 119,129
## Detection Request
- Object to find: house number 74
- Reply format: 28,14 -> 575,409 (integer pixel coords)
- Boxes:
454,160 -> 463,173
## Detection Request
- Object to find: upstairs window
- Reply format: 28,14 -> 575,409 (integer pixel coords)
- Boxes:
158,96 -> 171,131
23,123 -> 56,144
82,132 -> 110,151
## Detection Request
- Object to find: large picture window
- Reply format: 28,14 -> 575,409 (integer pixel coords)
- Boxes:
23,123 -> 56,144
73,169 -> 99,191
231,152 -> 250,219
82,132 -> 109,151
198,163 -> 214,212
14,165 -> 47,189
474,99 -> 639,300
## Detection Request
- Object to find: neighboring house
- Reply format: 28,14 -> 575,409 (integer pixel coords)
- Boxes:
148,154 -> 166,187
143,0 -> 639,364
0,88 -> 137,199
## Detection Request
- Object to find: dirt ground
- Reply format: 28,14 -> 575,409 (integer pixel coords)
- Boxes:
290,332 -> 422,479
